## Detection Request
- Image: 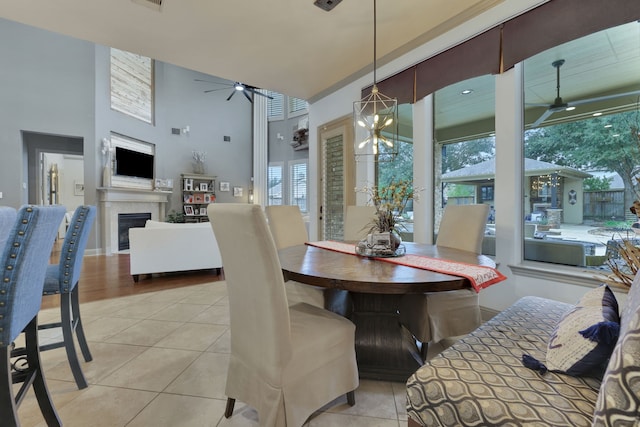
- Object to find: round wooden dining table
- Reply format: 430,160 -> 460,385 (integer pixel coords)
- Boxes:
278,242 -> 497,382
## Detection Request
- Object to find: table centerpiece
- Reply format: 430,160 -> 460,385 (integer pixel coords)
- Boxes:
355,179 -> 415,257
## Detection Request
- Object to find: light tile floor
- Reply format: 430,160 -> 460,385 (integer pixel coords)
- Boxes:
15,281 -> 451,427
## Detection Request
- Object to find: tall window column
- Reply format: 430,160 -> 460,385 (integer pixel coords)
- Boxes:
253,91 -> 268,206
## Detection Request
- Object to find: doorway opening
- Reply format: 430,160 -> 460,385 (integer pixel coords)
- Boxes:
23,131 -> 84,238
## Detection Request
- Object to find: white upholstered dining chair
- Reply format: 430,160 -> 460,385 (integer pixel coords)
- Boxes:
399,204 -> 489,359
265,205 -> 325,308
208,204 -> 358,427
343,205 -> 376,241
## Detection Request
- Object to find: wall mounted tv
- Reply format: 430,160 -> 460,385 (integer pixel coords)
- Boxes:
114,147 -> 154,179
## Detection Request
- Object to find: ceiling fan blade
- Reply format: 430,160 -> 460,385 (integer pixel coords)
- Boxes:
194,78 -> 231,86
243,86 -> 274,99
532,108 -> 554,128
568,90 -> 640,107
204,87 -> 230,93
226,89 -> 236,101
242,89 -> 253,103
525,102 -> 551,107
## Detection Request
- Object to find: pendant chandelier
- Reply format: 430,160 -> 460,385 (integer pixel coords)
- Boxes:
353,0 -> 398,163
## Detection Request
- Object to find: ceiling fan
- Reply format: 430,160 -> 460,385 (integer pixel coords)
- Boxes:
194,79 -> 273,103
529,59 -> 640,127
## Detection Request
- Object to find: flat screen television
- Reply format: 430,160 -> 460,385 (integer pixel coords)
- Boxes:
114,147 -> 154,179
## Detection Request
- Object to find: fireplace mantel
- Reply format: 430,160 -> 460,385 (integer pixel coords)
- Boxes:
98,187 -> 171,254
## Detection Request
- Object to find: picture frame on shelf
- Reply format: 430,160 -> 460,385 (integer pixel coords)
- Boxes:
199,182 -> 208,191
74,181 -> 84,196
155,178 -> 174,191
220,181 -> 230,192
204,194 -> 215,203
184,194 -> 194,203
199,207 -> 207,215
184,205 -> 195,216
194,193 -> 204,203
233,186 -> 243,197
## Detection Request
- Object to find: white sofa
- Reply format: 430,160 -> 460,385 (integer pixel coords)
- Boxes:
128,220 -> 222,282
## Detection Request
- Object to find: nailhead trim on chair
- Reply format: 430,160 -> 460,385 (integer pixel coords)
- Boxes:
0,206 -> 35,346
43,206 -> 89,296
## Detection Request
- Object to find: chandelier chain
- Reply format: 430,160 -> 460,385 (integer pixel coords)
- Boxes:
373,0 -> 377,86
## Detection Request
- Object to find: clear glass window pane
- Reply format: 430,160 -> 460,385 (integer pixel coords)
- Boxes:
268,163 -> 283,206
523,21 -> 640,268
289,161 -> 308,213
434,75 -> 496,250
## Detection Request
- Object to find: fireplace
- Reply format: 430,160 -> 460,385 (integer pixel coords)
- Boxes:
98,188 -> 169,255
118,213 -> 151,251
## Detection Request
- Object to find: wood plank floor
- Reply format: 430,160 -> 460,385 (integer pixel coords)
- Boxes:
41,241 -> 224,310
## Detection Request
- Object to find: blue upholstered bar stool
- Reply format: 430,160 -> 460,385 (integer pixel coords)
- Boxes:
0,205 -> 66,427
0,207 -> 17,252
40,205 -> 96,389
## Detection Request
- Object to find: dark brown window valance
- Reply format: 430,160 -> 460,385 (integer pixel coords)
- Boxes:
362,66 -> 416,105
363,0 -> 640,103
414,26 -> 501,102
501,0 -> 640,71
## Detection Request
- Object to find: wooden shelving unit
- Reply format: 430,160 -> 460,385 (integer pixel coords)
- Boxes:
181,173 -> 216,222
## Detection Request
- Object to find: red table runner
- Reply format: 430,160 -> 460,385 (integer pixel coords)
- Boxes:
305,240 -> 506,292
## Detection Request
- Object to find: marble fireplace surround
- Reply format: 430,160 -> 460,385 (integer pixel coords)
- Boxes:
98,187 -> 170,255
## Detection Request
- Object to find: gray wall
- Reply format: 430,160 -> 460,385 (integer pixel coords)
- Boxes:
268,115 -> 309,163
0,18 -> 253,251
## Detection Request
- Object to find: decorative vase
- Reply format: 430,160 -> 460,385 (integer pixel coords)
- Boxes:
193,160 -> 205,175
390,229 -> 402,250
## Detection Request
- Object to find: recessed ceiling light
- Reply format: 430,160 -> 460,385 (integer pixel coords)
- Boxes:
612,134 -> 620,137
461,89 -> 473,95
593,112 -> 603,116
604,124 -> 613,128
565,106 -> 576,111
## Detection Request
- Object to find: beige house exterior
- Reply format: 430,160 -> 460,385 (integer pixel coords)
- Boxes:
442,158 -> 591,224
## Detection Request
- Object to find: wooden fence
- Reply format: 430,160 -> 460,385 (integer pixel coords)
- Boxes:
583,190 -> 626,221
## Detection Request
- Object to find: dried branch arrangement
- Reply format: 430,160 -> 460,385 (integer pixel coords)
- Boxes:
597,239 -> 640,288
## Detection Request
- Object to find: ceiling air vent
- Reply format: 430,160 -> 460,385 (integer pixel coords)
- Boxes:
313,0 -> 342,12
131,0 -> 162,12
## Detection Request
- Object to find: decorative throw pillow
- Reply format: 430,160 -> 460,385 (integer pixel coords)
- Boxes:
523,284 -> 620,377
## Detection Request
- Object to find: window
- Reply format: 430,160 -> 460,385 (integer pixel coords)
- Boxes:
378,136 -> 414,187
288,96 -> 308,118
267,162 -> 283,205
267,91 -> 284,121
521,21 -> 640,268
433,75 -> 496,243
289,160 -> 308,213
110,48 -> 154,123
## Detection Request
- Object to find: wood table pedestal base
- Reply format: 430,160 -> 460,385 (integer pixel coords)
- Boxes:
350,293 -> 423,382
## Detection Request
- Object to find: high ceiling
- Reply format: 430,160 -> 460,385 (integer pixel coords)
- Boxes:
0,0 -> 507,101
0,0 -> 636,136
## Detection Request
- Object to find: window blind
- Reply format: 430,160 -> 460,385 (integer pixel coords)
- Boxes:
110,48 -> 154,124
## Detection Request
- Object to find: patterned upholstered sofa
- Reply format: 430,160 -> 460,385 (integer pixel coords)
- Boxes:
406,274 -> 640,426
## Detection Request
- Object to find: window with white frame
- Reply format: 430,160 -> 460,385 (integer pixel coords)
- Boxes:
521,21 -> 640,269
289,160 -> 308,213
110,48 -> 154,124
268,162 -> 283,205
288,96 -> 308,118
267,91 -> 284,121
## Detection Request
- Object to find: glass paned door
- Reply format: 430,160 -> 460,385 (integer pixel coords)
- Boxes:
324,134 -> 345,240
